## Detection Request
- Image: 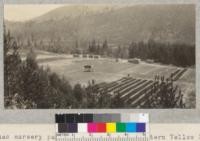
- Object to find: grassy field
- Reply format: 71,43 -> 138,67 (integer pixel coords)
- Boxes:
34,51 -> 194,84
38,56 -> 180,85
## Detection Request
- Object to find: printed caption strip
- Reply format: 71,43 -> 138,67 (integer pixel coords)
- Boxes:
55,113 -> 149,141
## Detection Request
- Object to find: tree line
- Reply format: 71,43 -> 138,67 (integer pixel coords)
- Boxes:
16,34 -> 195,67
128,39 -> 195,67
87,39 -> 129,59
76,38 -> 195,67
88,40 -> 109,55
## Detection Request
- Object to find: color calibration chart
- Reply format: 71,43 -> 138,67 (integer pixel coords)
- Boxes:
55,113 -> 149,141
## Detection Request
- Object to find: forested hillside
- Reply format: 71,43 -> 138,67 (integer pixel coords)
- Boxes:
6,4 -> 195,49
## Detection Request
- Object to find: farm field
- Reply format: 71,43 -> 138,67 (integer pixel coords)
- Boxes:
36,52 -> 186,84
23,51 -> 195,108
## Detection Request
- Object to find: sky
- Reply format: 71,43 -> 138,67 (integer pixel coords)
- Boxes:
4,5 -> 63,21
4,4 -> 123,22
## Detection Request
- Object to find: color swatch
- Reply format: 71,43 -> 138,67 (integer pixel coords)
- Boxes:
55,114 -> 148,133
106,123 -> 116,133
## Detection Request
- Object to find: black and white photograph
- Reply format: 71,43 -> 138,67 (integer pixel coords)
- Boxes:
4,4 -> 195,109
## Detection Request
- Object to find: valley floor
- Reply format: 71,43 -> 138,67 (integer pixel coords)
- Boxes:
21,50 -> 196,108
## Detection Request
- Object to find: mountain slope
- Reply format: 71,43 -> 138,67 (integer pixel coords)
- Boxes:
5,4 -> 195,49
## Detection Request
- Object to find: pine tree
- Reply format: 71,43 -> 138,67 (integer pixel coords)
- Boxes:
146,79 -> 185,108
111,92 -> 124,108
4,27 -> 22,107
73,84 -> 83,103
102,40 -> 108,55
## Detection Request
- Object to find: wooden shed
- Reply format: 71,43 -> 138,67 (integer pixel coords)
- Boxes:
84,65 -> 93,72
